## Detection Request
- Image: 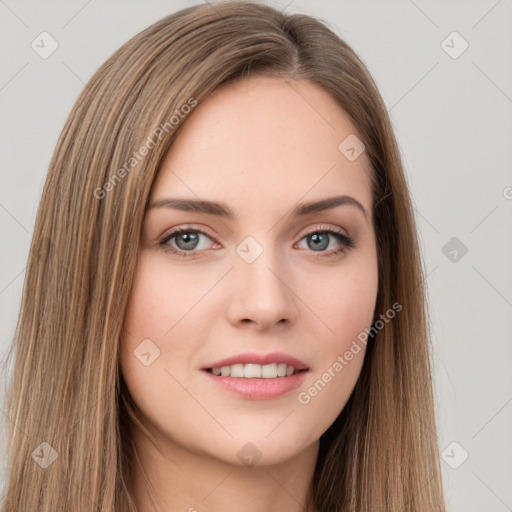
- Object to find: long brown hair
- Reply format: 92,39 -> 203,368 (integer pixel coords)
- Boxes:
1,1 -> 446,510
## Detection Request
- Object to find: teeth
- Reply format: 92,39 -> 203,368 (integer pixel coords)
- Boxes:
211,363 -> 299,378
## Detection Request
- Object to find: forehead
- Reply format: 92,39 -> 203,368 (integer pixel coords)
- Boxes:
152,75 -> 372,215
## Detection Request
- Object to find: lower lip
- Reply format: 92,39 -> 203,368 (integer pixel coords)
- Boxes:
202,370 -> 309,400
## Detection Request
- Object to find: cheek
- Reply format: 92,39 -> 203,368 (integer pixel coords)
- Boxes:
292,251 -> 378,431
119,255 -> 202,438
121,252 -> 213,343
330,270 -> 378,343
119,250 -> 220,379
119,255 -> 181,395
299,252 -> 379,350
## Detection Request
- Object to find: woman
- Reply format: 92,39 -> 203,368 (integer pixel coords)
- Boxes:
1,1 -> 447,510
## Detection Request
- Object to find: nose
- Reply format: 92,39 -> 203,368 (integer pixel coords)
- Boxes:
225,242 -> 298,330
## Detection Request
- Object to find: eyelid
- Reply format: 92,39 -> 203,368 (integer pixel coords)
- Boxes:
297,223 -> 350,238
159,223 -> 217,243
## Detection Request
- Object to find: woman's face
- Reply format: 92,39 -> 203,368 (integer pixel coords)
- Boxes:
120,75 -> 378,467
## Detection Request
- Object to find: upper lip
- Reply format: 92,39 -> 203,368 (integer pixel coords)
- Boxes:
202,352 -> 309,371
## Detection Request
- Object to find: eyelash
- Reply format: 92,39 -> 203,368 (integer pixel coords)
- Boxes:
158,224 -> 355,260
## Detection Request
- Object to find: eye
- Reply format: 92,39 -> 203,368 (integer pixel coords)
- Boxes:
296,226 -> 355,258
159,225 -> 217,258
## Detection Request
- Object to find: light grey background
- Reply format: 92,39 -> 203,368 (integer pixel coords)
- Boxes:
1,1 -> 511,510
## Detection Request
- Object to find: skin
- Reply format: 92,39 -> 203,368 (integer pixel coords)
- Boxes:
120,75 -> 379,512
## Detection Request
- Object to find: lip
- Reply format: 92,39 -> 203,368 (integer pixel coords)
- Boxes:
202,369 -> 309,400
201,351 -> 309,371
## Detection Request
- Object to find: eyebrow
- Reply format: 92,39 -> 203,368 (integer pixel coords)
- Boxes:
148,195 -> 368,220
